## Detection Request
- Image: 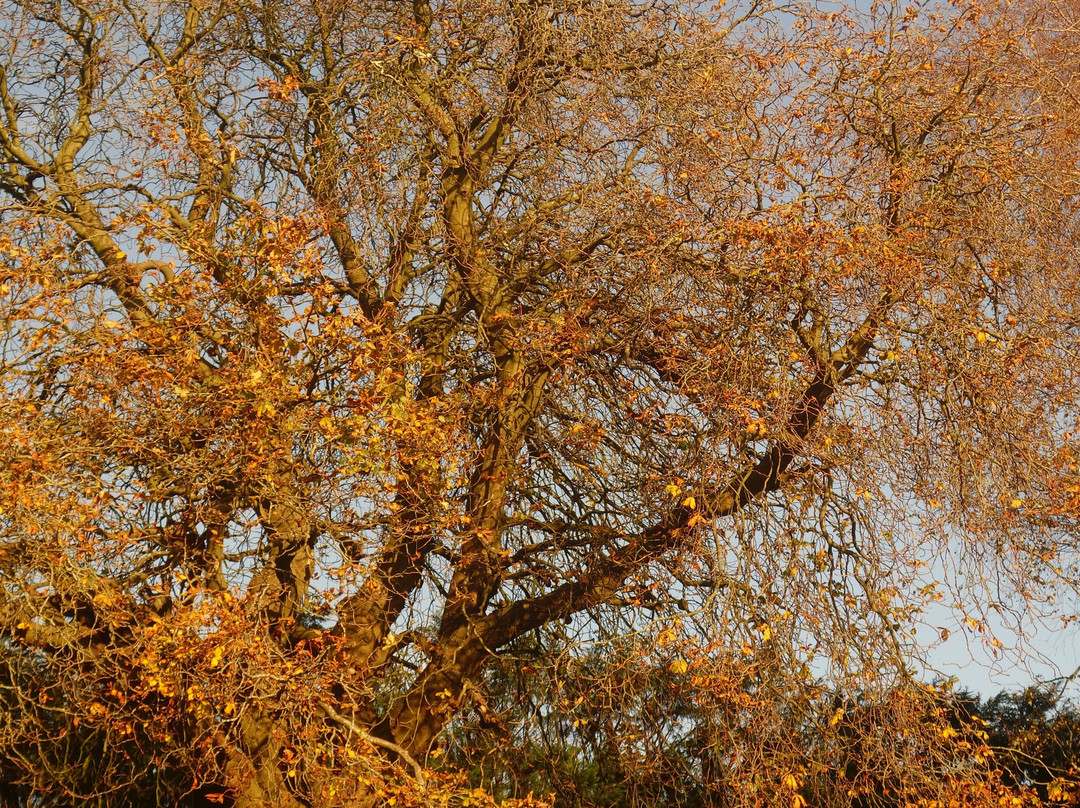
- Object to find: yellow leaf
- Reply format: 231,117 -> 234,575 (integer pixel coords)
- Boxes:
782,773 -> 800,790
669,659 -> 689,674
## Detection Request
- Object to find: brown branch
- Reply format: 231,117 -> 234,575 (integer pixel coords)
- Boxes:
478,291 -> 898,650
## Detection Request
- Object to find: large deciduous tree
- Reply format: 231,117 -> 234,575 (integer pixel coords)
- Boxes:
1,0 -> 1078,805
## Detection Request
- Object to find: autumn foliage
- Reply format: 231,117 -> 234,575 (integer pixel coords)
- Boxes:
1,0 -> 1079,805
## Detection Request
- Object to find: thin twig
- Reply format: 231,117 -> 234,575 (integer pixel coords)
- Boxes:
319,700 -> 427,789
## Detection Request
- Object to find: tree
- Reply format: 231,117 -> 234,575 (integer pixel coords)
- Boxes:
1,0 -> 1078,805
449,649 -> 1080,808
955,685 -> 1080,803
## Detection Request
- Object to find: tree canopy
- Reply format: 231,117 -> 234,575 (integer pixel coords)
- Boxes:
1,0 -> 1079,805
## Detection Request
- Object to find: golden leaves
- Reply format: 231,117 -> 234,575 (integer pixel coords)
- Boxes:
209,645 -> 225,668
